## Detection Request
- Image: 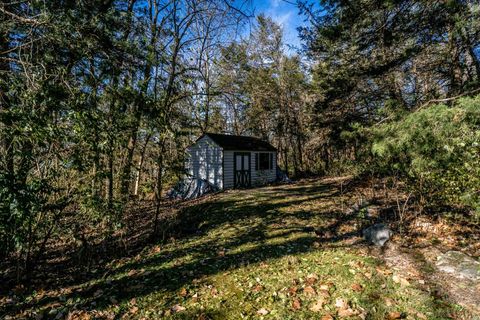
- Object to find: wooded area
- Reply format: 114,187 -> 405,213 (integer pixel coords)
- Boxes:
1,1 -> 479,316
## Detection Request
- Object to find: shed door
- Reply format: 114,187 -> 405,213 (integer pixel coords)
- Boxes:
234,152 -> 251,188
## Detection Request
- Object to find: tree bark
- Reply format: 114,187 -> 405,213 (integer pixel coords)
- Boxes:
134,133 -> 151,197
153,141 -> 165,236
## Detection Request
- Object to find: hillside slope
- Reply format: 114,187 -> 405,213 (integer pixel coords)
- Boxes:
2,178 -> 478,319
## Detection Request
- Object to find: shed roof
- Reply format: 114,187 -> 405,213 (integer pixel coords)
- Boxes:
199,133 -> 276,151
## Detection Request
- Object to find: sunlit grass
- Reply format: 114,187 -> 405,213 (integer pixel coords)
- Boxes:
7,179 -> 460,319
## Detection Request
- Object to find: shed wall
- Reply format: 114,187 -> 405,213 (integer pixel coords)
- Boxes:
223,150 -> 276,189
251,151 -> 276,186
186,136 -> 223,189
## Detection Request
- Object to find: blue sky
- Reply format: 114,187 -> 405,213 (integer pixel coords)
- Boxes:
251,0 -> 306,52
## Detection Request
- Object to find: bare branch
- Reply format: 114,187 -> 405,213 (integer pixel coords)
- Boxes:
0,4 -> 43,25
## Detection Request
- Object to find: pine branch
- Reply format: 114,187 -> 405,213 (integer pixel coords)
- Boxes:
416,87 -> 480,111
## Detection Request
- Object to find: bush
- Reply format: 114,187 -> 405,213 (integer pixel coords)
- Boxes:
370,95 -> 480,216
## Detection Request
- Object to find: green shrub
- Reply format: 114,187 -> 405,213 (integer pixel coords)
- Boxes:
371,95 -> 480,215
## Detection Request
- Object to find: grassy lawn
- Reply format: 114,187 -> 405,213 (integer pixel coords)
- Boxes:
3,179 -> 460,319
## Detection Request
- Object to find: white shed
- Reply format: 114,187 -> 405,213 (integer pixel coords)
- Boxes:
186,133 -> 277,189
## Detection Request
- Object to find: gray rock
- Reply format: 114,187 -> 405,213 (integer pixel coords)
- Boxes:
366,207 -> 378,218
436,251 -> 480,281
363,223 -> 392,246
352,203 -> 360,212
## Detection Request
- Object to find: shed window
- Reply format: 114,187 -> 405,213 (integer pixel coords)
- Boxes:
256,153 -> 273,170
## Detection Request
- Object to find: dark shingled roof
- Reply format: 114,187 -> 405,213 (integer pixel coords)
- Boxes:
199,133 -> 276,151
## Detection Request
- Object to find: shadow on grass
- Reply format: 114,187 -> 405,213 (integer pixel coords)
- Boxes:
1,179 -> 459,319
2,181 -> 345,315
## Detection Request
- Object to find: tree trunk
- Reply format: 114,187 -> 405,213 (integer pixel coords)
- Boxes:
447,26 -> 461,96
134,133 -> 151,197
108,146 -> 114,210
291,135 -> 298,177
0,33 -> 16,257
120,111 -> 141,198
462,31 -> 480,81
115,0 -> 138,200
296,135 -> 303,173
153,142 -> 165,236
107,100 -> 115,210
283,142 -> 289,175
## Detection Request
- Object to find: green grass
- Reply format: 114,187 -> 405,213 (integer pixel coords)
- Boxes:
9,179 -> 458,319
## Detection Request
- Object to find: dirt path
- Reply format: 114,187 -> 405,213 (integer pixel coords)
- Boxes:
333,176 -> 480,318
379,243 -> 480,317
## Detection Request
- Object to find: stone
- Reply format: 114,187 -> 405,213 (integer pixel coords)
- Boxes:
366,207 -> 378,218
363,223 -> 392,246
436,251 -> 480,281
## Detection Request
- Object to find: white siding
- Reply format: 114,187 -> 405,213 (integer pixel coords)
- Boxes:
186,136 -> 223,189
251,151 -> 276,186
223,150 -> 235,189
223,150 -> 276,189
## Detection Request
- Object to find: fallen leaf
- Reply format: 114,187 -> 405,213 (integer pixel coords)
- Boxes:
335,298 -> 348,309
303,286 -> 316,296
321,314 -> 334,320
197,314 -> 208,320
130,306 -> 139,314
292,298 -> 301,310
335,298 -> 360,318
351,283 -> 363,292
392,275 -> 410,286
309,298 -> 325,312
127,269 -> 137,277
179,288 -> 188,297
36,289 -> 46,299
337,308 -> 359,318
68,310 -> 91,320
171,304 -> 186,313
318,289 -> 330,298
387,311 -> 403,319
151,245 -> 161,254
257,308 -> 269,315
376,267 -> 393,276
358,308 -> 367,320
349,260 -> 365,268
252,284 -> 263,292
287,286 -> 298,296
306,273 -> 319,285
210,287 -> 218,296
384,297 -> 394,307
319,282 -> 334,290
